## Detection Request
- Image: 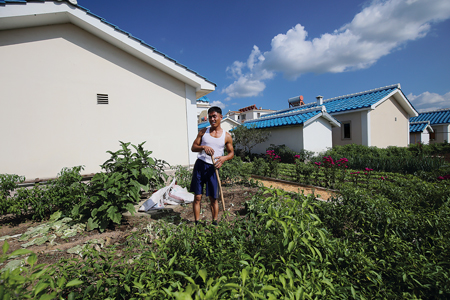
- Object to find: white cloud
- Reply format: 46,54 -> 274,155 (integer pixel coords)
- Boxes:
210,100 -> 226,110
222,76 -> 267,99
223,0 -> 450,100
407,91 -> 450,112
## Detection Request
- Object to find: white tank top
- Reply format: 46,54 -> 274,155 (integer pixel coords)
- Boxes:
197,128 -> 226,164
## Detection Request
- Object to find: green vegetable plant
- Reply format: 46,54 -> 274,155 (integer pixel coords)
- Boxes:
73,141 -> 168,232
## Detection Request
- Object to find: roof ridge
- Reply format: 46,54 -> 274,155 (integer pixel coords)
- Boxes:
418,107 -> 450,114
244,106 -> 323,124
324,83 -> 401,103
410,121 -> 430,124
6,0 -> 216,87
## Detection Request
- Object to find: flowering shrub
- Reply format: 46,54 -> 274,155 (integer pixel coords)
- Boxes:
266,150 -> 281,178
315,156 -> 349,188
438,174 -> 450,180
350,171 -> 360,185
294,156 -> 315,184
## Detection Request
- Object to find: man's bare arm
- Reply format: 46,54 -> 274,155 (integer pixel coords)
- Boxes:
191,128 -> 215,155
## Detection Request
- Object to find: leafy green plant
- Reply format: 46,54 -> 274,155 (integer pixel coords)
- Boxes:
251,157 -> 269,177
73,141 -> 168,232
0,240 -> 84,299
267,144 -> 314,164
172,165 -> 192,189
45,166 -> 87,215
220,156 -> 251,185
0,174 -> 25,216
231,124 -> 271,159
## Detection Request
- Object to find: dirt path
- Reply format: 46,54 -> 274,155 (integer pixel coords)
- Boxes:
251,176 -> 336,200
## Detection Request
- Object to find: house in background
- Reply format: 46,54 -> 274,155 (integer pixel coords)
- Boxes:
242,84 -> 418,154
410,108 -> 450,143
410,121 -> 434,144
242,106 -> 341,154
226,105 -> 275,123
196,96 -> 211,123
198,117 -> 241,134
0,0 -> 215,179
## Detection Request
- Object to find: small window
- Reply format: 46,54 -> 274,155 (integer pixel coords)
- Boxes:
97,94 -> 108,105
342,121 -> 351,140
430,131 -> 436,140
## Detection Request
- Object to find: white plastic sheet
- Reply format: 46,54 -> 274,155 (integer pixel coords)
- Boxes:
138,178 -> 194,212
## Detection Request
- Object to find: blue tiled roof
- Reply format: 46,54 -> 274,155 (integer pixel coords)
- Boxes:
198,121 -> 210,130
410,121 -> 430,133
264,84 -> 402,118
0,0 -> 215,87
242,109 -> 323,129
197,96 -> 210,103
410,108 -> 450,125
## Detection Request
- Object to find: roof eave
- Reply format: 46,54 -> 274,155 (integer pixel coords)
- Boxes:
371,89 -> 418,117
0,2 -> 216,98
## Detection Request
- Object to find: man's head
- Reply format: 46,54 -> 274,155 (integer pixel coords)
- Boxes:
208,106 -> 222,116
208,106 -> 223,127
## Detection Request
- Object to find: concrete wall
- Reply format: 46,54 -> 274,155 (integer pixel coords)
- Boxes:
332,111 -> 363,146
0,24 -> 192,179
252,126 -> 304,154
370,97 -> 409,147
431,124 -> 450,143
303,118 -> 333,154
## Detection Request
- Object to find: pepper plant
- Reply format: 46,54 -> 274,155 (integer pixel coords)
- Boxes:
73,141 -> 168,231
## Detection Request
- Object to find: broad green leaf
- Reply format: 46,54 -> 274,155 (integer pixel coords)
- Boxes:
199,269 -> 207,283
351,285 -> 356,299
126,203 -> 136,215
241,268 -> 249,285
261,285 -> 277,291
2,240 -> 9,255
10,248 -> 33,257
34,282 -> 49,296
87,218 -> 98,231
57,276 -> 67,288
168,252 -> 177,267
66,279 -> 84,287
39,294 -> 56,300
266,220 -> 273,229
27,253 -> 37,267
288,241 -> 295,253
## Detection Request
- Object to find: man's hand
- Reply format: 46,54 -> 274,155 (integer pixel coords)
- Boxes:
203,146 -> 215,156
214,156 -> 226,169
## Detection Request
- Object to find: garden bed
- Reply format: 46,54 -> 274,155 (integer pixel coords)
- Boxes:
250,175 -> 337,200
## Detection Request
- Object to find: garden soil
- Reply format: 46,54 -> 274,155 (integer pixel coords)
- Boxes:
0,181 -> 334,267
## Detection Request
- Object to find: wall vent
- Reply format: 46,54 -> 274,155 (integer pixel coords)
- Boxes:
97,94 -> 109,104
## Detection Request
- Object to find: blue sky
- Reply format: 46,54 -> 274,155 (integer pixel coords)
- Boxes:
78,0 -> 450,113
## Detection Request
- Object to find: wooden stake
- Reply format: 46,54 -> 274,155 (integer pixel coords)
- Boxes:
211,155 -> 226,211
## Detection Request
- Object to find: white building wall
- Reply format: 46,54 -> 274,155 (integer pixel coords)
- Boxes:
370,97 -> 409,147
251,126 -> 304,154
0,24 -> 192,179
303,118 -> 333,154
431,124 -> 450,143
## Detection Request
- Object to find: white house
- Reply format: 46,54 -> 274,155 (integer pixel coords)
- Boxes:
226,104 -> 275,123
0,0 -> 215,179
410,108 -> 450,144
242,106 -> 341,154
198,117 -> 241,134
410,121 -> 434,144
242,84 -> 419,154
196,96 -> 211,123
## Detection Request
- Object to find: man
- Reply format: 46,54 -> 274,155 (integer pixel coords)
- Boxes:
190,106 -> 234,226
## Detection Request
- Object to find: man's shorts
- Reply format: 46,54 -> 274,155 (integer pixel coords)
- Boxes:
190,159 -> 219,199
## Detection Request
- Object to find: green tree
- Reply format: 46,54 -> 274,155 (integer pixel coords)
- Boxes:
231,124 -> 270,159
